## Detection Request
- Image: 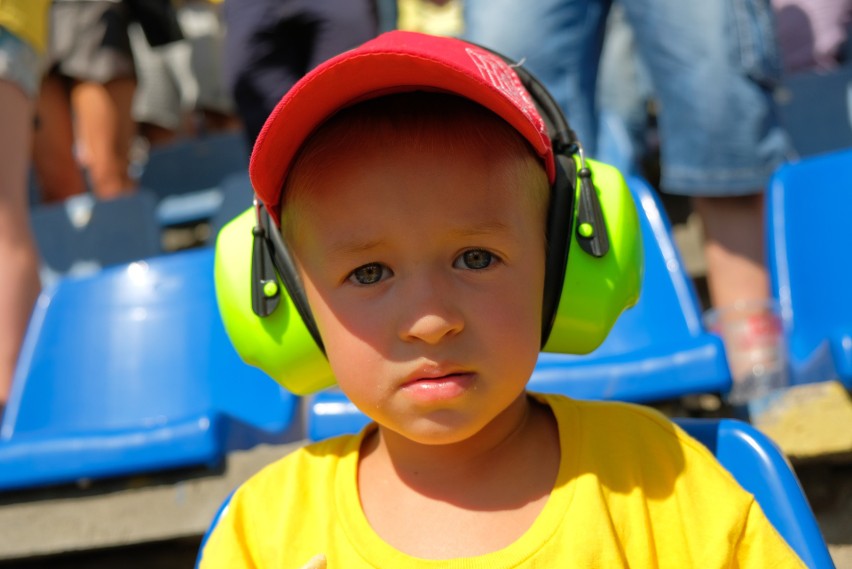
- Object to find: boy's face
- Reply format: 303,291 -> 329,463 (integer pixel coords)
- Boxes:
287,137 -> 547,446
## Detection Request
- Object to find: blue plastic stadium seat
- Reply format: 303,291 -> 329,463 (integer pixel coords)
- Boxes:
306,174 -> 731,441
767,149 -> 852,388
309,389 -> 370,442
138,132 -> 250,226
0,248 -> 299,492
30,190 -> 162,287
677,419 -> 833,568
198,418 -> 833,569
675,419 -> 834,569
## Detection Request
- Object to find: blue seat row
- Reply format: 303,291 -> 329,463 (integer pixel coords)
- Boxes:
137,132 -> 251,227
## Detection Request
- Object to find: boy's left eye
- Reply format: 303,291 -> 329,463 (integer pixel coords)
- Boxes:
348,262 -> 392,285
454,249 -> 496,270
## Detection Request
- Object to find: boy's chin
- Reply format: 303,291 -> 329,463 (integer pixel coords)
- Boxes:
378,406 -> 524,448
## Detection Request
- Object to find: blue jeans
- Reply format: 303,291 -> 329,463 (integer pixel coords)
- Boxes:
596,4 -> 653,176
464,0 -> 791,196
0,27 -> 41,98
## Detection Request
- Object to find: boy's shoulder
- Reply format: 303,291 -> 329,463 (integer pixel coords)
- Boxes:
542,392 -> 706,447
540,391 -> 680,434
536,394 -> 803,567
538,392 -> 739,488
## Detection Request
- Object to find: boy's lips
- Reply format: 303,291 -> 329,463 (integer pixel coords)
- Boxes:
400,365 -> 476,402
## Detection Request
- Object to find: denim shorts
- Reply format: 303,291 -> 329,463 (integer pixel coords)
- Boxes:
464,0 -> 792,196
0,27 -> 40,98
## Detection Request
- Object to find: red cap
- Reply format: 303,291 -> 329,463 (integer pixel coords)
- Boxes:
250,30 -> 556,226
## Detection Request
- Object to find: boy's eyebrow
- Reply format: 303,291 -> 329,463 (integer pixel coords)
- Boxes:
326,238 -> 387,257
449,220 -> 512,237
325,221 -> 513,257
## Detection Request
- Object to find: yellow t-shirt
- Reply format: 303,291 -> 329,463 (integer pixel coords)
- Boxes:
201,393 -> 805,568
0,0 -> 50,52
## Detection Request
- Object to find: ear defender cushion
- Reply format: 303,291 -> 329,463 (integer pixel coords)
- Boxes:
214,208 -> 336,395
542,158 -> 643,355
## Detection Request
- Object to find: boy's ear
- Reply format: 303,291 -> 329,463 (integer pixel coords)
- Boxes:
214,208 -> 336,395
543,158 -> 642,354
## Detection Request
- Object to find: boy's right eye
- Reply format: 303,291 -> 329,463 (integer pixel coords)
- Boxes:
348,263 -> 392,285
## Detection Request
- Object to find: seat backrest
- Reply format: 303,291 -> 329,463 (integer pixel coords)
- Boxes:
676,418 -> 834,569
30,190 -> 162,286
139,133 -> 249,199
767,148 -> 852,385
0,248 -> 298,490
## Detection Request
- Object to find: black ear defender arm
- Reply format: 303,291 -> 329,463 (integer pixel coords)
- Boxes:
510,61 -> 610,256
508,58 -> 612,344
575,146 -> 610,258
250,199 -> 326,353
251,200 -> 281,318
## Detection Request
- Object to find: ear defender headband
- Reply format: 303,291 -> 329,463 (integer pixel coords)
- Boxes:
214,31 -> 642,395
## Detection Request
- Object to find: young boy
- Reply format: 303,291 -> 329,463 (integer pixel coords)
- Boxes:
201,31 -> 804,568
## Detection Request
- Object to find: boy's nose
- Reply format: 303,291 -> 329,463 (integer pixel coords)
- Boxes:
397,280 -> 464,345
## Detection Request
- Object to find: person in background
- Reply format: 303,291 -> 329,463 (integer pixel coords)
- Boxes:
222,0 -> 378,147
130,0 -> 240,148
0,0 -> 51,415
32,0 -> 183,203
594,2 -> 654,179
32,0 -> 138,202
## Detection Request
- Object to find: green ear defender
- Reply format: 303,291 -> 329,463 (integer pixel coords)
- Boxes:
213,52 -> 642,396
543,156 -> 642,354
215,206 -> 334,395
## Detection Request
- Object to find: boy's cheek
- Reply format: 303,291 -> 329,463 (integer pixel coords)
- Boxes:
308,292 -> 386,354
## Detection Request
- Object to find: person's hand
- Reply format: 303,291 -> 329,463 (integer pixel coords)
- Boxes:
300,554 -> 327,569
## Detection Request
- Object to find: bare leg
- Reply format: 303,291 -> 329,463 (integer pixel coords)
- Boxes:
694,193 -> 783,401
72,78 -> 137,199
31,74 -> 87,203
0,80 -> 42,405
692,193 -> 769,309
